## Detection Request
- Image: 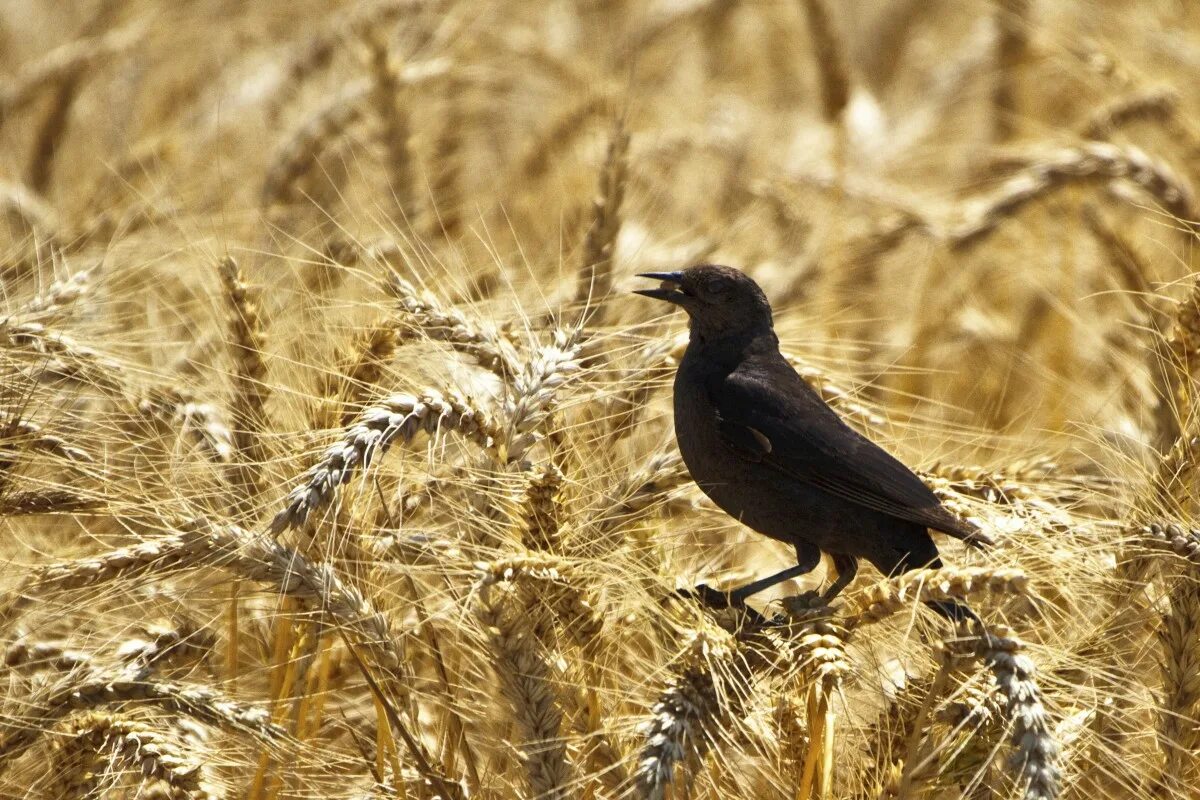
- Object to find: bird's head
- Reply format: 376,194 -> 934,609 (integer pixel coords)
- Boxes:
635,264 -> 773,341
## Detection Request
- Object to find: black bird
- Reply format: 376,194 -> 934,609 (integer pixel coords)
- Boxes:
635,265 -> 992,621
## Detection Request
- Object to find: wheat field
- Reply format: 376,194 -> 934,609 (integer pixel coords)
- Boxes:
4,1 -> 1200,798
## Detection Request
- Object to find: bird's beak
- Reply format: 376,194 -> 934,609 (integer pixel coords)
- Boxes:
633,271 -> 688,303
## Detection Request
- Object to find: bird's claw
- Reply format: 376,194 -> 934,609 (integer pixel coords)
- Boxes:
779,590 -> 827,613
677,584 -> 782,630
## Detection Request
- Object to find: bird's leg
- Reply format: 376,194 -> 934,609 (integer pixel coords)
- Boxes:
682,583 -> 742,610
728,541 -> 822,604
820,553 -> 858,602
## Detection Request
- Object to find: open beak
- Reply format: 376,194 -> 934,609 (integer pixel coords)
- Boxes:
633,271 -> 688,303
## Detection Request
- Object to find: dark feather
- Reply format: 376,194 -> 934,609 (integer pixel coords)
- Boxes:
708,360 -> 993,548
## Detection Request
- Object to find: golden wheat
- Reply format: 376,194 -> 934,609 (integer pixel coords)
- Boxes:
5,3 -> 1200,798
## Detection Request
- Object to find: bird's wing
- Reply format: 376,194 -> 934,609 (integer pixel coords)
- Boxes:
708,361 -> 991,547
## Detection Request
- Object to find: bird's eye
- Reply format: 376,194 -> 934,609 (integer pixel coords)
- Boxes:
705,277 -> 731,294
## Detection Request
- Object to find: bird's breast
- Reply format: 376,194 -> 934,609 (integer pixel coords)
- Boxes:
672,362 -> 733,490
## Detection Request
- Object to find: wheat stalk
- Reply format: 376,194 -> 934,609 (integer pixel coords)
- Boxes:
861,671 -> 937,798
519,92 -> 616,181
1,320 -> 126,395
429,75 -> 465,239
1138,521 -> 1200,565
892,636 -> 972,799
623,0 -> 739,55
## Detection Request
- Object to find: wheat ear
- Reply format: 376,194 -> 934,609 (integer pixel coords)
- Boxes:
137,388 -> 235,464
0,25 -> 142,119
948,143 -> 1197,249
364,33 -> 415,224
474,558 -> 578,799
7,264 -> 94,321
7,520 -> 405,680
270,390 -> 500,533
46,711 -> 210,800
1156,572 -> 1200,793
218,257 -> 270,500
575,120 -> 629,325
312,321 -> 398,430
386,274 -> 520,376
634,627 -> 744,800
591,452 -> 694,538
845,567 -> 1031,628
2,321 -> 126,395
520,463 -> 566,552
1083,86 -> 1180,140
261,81 -> 370,207
4,639 -> 93,673
0,489 -> 101,516
978,627 -> 1060,800
0,671 -> 283,770
1150,274 -> 1200,459
498,329 -> 582,463
795,617 -> 851,800
1,411 -> 91,463
799,0 -> 850,125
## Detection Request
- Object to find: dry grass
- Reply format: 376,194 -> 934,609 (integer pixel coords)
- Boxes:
5,1 -> 1200,798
